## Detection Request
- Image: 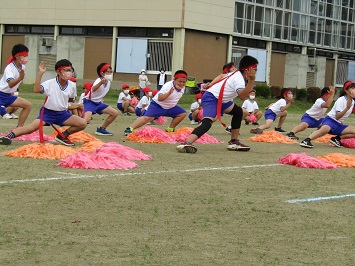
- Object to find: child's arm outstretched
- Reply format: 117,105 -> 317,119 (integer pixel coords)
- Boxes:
34,61 -> 46,93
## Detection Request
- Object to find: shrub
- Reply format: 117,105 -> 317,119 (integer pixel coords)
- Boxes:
307,86 -> 321,102
254,84 -> 271,99
298,88 -> 307,100
270,86 -> 282,98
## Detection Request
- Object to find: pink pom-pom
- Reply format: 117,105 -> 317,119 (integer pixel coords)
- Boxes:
127,126 -> 176,143
340,138 -> 355,148
278,153 -> 338,169
96,142 -> 152,160
131,97 -> 138,106
0,131 -> 55,142
249,113 -> 257,123
155,116 -> 167,125
197,109 -> 203,121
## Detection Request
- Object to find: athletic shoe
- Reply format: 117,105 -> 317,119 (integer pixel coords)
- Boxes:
176,142 -> 197,153
0,136 -> 12,145
252,122 -> 259,126
225,126 -> 232,134
190,120 -> 197,125
250,128 -> 263,134
300,138 -> 313,148
329,136 -> 343,147
287,132 -> 299,140
2,113 -> 12,119
275,127 -> 286,133
10,113 -> 18,119
245,121 -> 250,125
123,112 -> 131,116
166,127 -> 175,132
95,127 -> 113,136
227,139 -> 250,151
55,135 -> 75,146
124,127 -> 133,136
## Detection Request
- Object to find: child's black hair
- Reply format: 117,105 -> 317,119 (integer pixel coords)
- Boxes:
280,88 -> 291,99
321,87 -> 330,96
96,63 -> 112,76
239,55 -> 258,72
222,62 -> 235,73
11,44 -> 29,56
340,80 -> 355,97
55,59 -> 72,71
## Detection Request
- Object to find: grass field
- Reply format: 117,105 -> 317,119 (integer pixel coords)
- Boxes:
0,85 -> 354,265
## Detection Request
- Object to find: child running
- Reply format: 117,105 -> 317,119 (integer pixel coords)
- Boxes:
176,55 -> 258,153
300,81 -> 355,148
0,60 -> 87,146
0,44 -> 32,127
124,70 -> 188,135
287,86 -> 335,140
250,88 -> 294,134
83,63 -> 119,136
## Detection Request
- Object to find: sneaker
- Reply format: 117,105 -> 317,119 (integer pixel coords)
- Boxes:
190,120 -> 197,125
250,128 -> 263,134
95,127 -> 113,136
287,132 -> 299,140
0,136 -> 12,145
245,121 -> 250,125
329,136 -> 343,147
10,113 -> 18,119
124,127 -> 133,136
300,138 -> 313,148
252,122 -> 259,126
166,127 -> 175,132
275,127 -> 286,133
2,113 -> 12,119
176,142 -> 197,153
123,112 -> 131,116
55,134 -> 75,146
225,126 -> 232,134
227,139 -> 250,151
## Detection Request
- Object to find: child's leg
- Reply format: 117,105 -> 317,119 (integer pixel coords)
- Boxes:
291,122 -> 309,134
10,97 -> 32,127
191,109 -> 199,121
255,110 -> 262,120
169,112 -> 187,129
259,119 -> 274,130
9,119 -> 41,138
84,111 -> 93,123
308,125 -> 331,140
131,116 -> 155,129
339,125 -> 355,139
276,110 -> 287,128
100,106 -> 119,129
62,115 -> 87,134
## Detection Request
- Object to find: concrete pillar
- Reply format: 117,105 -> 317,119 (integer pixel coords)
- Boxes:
172,28 -> 185,73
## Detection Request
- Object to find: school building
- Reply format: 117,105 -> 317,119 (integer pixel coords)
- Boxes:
1,0 -> 355,89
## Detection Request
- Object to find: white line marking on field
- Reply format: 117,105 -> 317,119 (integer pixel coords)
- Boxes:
0,163 -> 281,185
286,193 -> 355,203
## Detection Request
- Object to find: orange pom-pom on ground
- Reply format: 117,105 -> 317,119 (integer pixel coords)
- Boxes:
248,131 -> 297,144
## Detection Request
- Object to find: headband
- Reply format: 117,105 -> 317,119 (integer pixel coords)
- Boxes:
239,64 -> 258,71
174,73 -> 187,79
283,89 -> 291,98
100,64 -> 111,74
7,51 -> 29,64
343,80 -> 355,91
56,65 -> 72,72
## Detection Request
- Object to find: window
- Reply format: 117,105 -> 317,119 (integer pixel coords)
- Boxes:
146,41 -> 173,72
60,26 -> 113,36
5,25 -> 54,34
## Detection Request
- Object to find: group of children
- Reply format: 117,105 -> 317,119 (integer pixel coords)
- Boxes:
1,44 -> 355,153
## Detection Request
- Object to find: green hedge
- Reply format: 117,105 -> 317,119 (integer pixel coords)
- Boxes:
254,84 -> 271,99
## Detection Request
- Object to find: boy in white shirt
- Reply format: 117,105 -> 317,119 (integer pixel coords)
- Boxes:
242,89 -> 262,125
117,84 -> 135,116
189,93 -> 202,125
135,87 -> 152,116
287,86 -> 335,140
124,70 -> 188,135
0,60 -> 87,146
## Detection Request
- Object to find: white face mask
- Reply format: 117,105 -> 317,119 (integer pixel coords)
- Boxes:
197,99 -> 201,104
148,92 -> 153,97
249,95 -> 255,100
104,74 -> 113,81
124,90 -> 129,94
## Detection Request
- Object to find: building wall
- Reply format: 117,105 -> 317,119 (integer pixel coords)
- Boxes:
284,53 -> 308,88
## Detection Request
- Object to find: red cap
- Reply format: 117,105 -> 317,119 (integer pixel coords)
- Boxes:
195,93 -> 202,100
142,87 -> 152,93
122,84 -> 130,90
69,77 -> 77,82
152,90 -> 159,97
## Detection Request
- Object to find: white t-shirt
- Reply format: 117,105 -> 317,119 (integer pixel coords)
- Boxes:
84,77 -> 110,102
117,92 -> 131,104
152,80 -> 185,109
158,73 -> 166,85
139,74 -> 148,88
242,99 -> 259,113
78,92 -> 85,104
137,95 -> 150,108
305,98 -> 327,120
327,95 -> 354,123
190,101 -> 200,113
0,62 -> 26,93
269,98 -> 287,115
40,78 -> 76,111
207,71 -> 245,103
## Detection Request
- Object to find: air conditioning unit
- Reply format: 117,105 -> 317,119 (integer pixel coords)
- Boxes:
42,38 -> 54,47
308,57 -> 316,66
